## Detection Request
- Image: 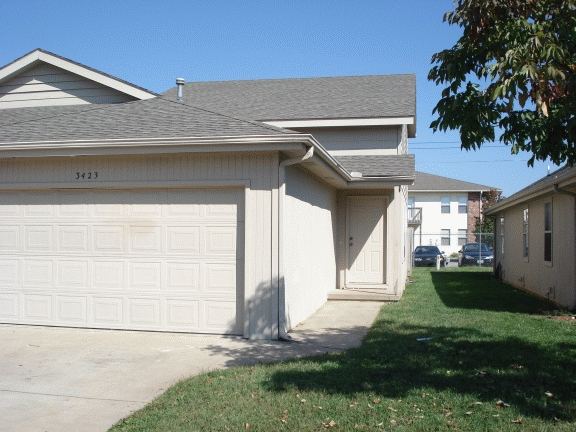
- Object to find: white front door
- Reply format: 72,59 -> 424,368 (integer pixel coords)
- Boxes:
346,196 -> 386,285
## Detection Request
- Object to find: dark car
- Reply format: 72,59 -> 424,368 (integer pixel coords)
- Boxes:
413,246 -> 447,267
458,243 -> 494,266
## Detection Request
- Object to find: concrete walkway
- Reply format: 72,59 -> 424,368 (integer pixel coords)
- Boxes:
0,300 -> 385,432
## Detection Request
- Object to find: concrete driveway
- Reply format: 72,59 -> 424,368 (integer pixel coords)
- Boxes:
0,300 -> 385,432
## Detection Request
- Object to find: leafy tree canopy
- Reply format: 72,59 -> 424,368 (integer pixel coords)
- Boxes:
429,0 -> 576,166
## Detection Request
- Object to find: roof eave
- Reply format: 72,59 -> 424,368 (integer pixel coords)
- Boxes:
486,171 -> 576,215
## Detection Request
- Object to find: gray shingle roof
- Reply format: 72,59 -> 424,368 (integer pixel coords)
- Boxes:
335,155 -> 415,178
0,97 -> 293,143
409,171 -> 499,191
162,74 -> 416,121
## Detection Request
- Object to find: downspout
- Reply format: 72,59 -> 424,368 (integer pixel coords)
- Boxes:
553,184 -> 576,198
277,146 -> 315,341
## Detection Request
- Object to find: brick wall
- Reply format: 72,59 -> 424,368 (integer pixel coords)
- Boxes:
467,192 -> 481,241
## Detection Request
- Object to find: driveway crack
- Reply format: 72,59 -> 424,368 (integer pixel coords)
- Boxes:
0,388 -> 147,403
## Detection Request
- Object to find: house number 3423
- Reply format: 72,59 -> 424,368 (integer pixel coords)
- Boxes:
75,172 -> 98,180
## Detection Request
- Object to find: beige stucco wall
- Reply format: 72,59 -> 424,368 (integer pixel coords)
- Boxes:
0,152 -> 280,338
494,193 -> 575,308
284,165 -> 337,330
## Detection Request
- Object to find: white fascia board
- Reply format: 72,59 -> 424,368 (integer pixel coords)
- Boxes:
263,117 -> 415,128
409,189 -> 499,193
0,50 -> 156,100
486,172 -> 576,215
0,135 -> 310,158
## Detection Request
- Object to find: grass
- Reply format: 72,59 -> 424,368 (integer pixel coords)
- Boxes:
110,268 -> 576,431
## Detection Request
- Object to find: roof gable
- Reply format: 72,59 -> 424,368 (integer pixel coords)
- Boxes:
0,49 -> 156,109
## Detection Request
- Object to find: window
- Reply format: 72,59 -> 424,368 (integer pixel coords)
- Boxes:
523,208 -> 529,258
500,217 -> 504,255
458,196 -> 468,213
408,197 -> 415,208
544,202 -> 552,262
441,229 -> 450,246
458,229 -> 467,246
441,196 -> 450,213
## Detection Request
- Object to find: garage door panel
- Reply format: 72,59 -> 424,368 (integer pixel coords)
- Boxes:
128,298 -> 161,326
93,261 -> 124,289
204,300 -> 237,332
0,226 -> 20,251
0,293 -> 19,319
206,263 -> 236,293
166,262 -> 200,291
57,295 -> 87,323
57,260 -> 88,287
129,226 -> 162,253
23,260 -> 53,287
94,226 -> 125,252
206,226 -> 236,255
0,188 -> 243,335
25,226 -> 53,251
0,260 -> 19,285
167,226 -> 200,253
129,262 -> 161,290
24,294 -> 52,321
92,296 -> 123,324
166,299 -> 199,328
58,226 -> 89,252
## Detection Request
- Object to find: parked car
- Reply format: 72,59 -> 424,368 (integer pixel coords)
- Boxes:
413,246 -> 447,267
458,243 -> 494,266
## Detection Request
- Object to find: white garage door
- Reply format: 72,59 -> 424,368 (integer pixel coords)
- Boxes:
0,188 -> 243,334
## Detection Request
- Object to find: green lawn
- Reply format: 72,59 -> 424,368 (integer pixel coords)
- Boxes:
110,268 -> 576,431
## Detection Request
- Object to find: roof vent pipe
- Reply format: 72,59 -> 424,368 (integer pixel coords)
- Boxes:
176,78 -> 185,101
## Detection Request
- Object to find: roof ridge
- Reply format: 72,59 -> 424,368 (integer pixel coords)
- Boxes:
171,73 -> 417,86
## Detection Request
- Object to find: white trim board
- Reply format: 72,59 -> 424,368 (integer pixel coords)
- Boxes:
0,49 -> 156,100
263,117 -> 415,128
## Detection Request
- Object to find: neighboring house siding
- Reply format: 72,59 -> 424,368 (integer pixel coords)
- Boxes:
495,194 -> 576,308
284,165 -> 337,330
291,126 -> 401,156
0,64 -> 137,109
0,152 -> 281,339
409,192 -> 470,256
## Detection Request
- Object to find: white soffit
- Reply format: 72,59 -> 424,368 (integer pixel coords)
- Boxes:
0,49 -> 156,100
263,117 -> 415,128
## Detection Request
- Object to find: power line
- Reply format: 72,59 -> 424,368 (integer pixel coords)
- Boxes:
419,159 -> 530,164
411,145 -> 503,149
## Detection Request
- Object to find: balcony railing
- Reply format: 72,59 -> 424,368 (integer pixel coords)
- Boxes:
408,207 -> 422,225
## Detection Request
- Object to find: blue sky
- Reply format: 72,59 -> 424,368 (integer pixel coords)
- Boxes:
0,0 -> 559,196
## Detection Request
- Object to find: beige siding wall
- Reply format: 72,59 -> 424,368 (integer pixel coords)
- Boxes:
495,194 -> 576,308
0,64 -> 137,109
289,126 -> 402,156
283,165 -> 337,330
0,152 -> 279,338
